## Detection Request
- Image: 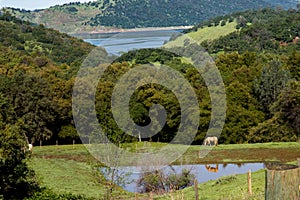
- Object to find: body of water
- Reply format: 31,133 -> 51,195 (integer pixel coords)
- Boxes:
79,30 -> 182,55
102,163 -> 265,193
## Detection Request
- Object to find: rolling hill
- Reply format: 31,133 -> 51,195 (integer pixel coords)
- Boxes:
2,0 -> 299,34
182,7 -> 300,54
0,12 -> 94,65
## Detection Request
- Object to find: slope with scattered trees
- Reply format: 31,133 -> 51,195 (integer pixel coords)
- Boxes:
3,0 -> 300,33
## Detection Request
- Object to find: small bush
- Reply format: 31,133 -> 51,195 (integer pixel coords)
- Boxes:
137,168 -> 195,193
214,175 -> 237,185
221,20 -> 226,26
34,56 -> 48,67
25,189 -> 94,200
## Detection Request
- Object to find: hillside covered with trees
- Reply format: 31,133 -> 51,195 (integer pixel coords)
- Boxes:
0,12 -> 96,148
0,12 -> 98,199
0,7 -> 299,149
3,0 -> 299,33
91,8 -> 300,145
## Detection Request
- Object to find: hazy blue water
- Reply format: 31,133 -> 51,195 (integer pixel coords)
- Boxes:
81,30 -> 182,55
102,163 -> 264,193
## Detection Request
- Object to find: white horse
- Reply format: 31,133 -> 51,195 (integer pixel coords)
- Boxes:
28,143 -> 33,151
204,136 -> 218,146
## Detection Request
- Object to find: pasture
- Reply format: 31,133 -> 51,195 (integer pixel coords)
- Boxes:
164,20 -> 238,48
30,142 -> 300,199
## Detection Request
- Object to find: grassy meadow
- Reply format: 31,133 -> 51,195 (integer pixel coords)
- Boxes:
164,21 -> 237,48
29,142 -> 300,199
156,170 -> 265,200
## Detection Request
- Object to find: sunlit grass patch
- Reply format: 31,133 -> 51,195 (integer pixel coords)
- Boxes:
156,169 -> 265,200
164,21 -> 238,48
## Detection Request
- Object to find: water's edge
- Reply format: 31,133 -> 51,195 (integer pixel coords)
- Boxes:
101,163 -> 265,193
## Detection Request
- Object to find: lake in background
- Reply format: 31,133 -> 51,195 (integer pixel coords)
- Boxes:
75,30 -> 183,55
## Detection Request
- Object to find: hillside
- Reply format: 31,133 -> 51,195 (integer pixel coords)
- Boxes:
3,0 -> 299,33
0,11 -> 94,65
0,7 -> 298,147
98,8 -> 300,144
164,8 -> 300,144
0,12 -> 98,151
183,8 -> 300,54
0,13 -> 101,199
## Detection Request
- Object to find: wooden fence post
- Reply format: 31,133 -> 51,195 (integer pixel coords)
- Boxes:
248,170 -> 252,195
265,163 -> 300,200
194,179 -> 199,200
149,192 -> 153,200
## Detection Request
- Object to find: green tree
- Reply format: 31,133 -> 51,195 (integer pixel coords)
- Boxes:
0,122 -> 39,199
272,81 -> 300,138
221,81 -> 265,144
58,125 -> 79,143
287,51 -> 300,81
247,81 -> 299,142
247,113 -> 296,143
254,60 -> 290,115
7,71 -> 58,144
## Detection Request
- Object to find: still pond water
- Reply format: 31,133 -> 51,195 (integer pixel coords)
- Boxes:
103,163 -> 264,193
76,30 -> 182,55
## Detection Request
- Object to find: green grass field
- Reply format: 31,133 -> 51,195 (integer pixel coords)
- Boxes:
156,170 -> 265,200
165,21 -> 237,48
29,142 -> 300,199
30,158 -> 107,199
187,21 -> 238,43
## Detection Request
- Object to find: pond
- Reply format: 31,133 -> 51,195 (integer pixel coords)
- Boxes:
102,163 -> 265,193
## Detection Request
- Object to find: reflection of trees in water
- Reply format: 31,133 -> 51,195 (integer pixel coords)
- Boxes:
221,163 -> 246,169
236,163 -> 244,168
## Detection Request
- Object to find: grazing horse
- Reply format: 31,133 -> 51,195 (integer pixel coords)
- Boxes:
22,143 -> 33,153
28,144 -> 33,151
204,136 -> 218,146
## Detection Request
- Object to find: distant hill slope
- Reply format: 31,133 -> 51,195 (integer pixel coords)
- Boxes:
88,0 -> 270,28
3,0 -> 299,33
0,12 -> 94,65
165,20 -> 238,48
180,8 -> 300,54
263,0 -> 300,9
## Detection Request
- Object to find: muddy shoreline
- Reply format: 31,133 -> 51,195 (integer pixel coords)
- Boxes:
71,26 -> 193,35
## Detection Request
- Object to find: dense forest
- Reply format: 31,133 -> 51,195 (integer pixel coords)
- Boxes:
0,7 -> 300,199
0,12 -> 95,147
0,8 -> 299,147
3,0 -> 299,33
87,0 -> 270,28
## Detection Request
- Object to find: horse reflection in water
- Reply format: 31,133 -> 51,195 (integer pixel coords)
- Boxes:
205,164 -> 219,172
